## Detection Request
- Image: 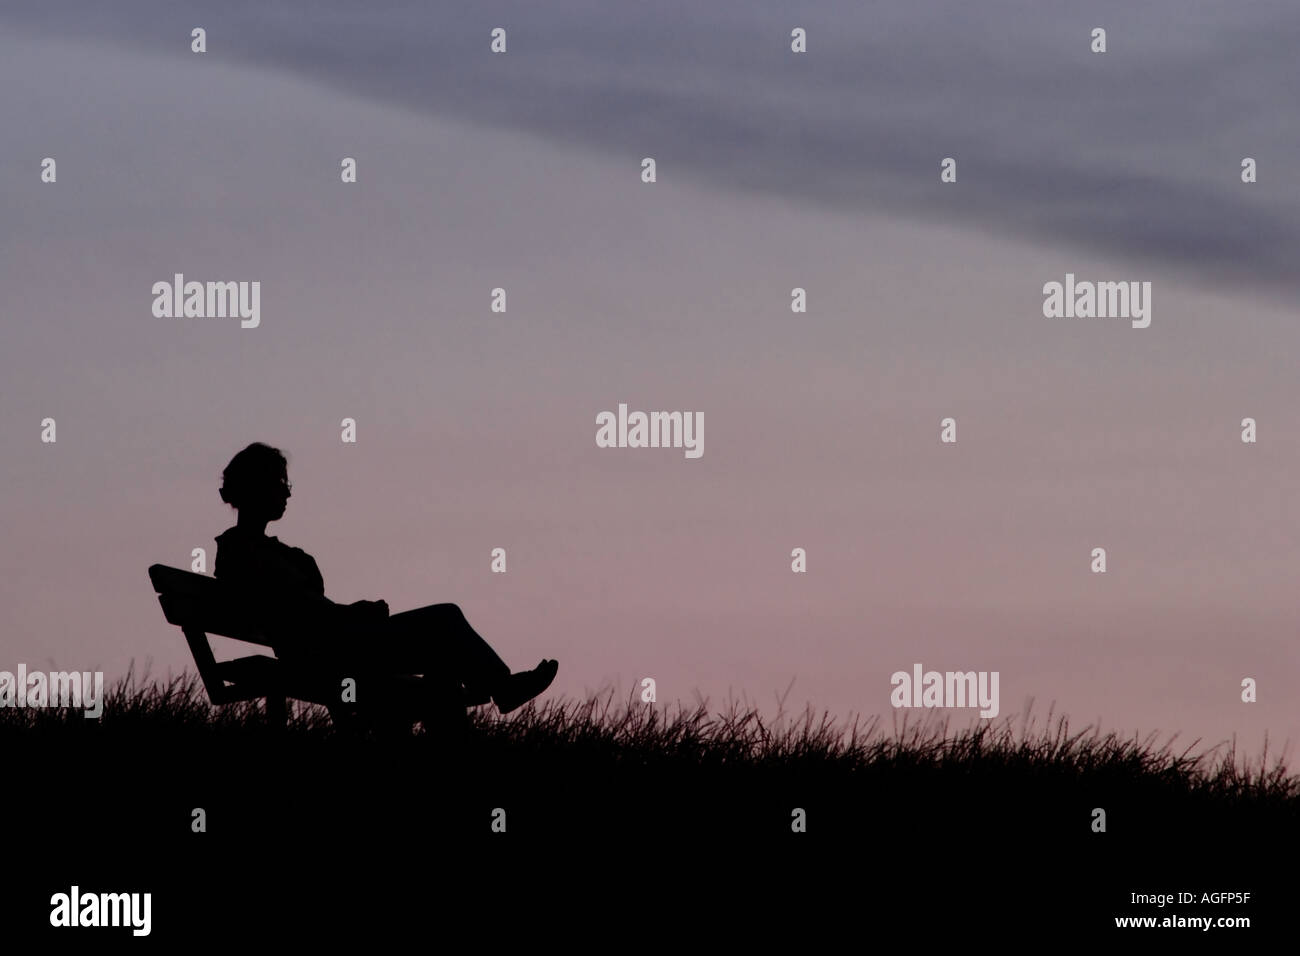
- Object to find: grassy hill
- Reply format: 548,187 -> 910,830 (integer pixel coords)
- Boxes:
4,670 -> 1294,940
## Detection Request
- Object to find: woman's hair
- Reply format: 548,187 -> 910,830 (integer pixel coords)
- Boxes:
219,442 -> 288,509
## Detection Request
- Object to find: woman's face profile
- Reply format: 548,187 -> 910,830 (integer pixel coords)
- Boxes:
243,465 -> 292,521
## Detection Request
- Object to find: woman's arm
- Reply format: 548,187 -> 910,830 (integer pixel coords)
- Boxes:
215,533 -> 388,637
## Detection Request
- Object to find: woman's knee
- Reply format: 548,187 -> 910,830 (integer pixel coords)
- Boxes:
389,603 -> 471,638
433,602 -> 466,623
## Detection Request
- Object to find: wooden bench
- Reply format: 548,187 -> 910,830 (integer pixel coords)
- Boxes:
148,564 -> 467,734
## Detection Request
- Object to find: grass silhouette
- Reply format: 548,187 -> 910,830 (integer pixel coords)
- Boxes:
7,667 -> 1294,938
6,667 -> 1295,837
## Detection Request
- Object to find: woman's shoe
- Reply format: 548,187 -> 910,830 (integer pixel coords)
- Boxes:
492,659 -> 558,715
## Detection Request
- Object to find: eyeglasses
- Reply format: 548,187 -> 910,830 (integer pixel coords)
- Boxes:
279,480 -> 292,493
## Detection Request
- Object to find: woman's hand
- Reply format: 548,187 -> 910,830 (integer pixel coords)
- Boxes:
348,599 -> 390,622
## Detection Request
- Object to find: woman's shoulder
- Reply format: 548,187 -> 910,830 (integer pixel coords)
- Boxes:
215,527 -> 279,555
270,536 -> 320,567
216,526 -> 279,545
215,527 -> 317,564
268,535 -> 308,555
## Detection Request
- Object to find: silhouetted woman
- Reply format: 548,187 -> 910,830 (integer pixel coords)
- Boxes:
213,442 -> 558,715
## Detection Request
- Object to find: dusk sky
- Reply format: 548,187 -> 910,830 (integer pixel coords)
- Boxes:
2,2 -> 1297,765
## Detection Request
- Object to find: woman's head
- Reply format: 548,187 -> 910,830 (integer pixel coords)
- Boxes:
219,442 -> 291,519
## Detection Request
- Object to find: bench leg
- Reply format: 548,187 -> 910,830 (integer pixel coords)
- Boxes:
326,702 -> 364,737
265,694 -> 287,729
421,681 -> 470,743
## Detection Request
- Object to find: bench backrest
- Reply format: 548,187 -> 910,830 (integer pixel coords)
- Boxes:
148,564 -> 274,646
150,563 -> 289,705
